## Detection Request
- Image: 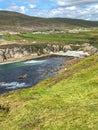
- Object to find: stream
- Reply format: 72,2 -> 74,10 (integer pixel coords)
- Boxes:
0,56 -> 71,94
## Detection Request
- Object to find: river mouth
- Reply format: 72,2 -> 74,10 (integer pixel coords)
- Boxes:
0,56 -> 72,94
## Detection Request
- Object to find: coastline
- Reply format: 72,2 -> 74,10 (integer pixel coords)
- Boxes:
0,54 -> 50,64
0,53 -> 82,68
0,49 -> 90,64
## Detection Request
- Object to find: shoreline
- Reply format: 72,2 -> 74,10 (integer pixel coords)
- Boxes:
0,50 -> 90,64
0,54 -> 50,64
0,54 -> 82,95
0,54 -> 74,64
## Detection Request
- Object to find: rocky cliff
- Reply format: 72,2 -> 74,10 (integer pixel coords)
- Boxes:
0,43 -> 97,61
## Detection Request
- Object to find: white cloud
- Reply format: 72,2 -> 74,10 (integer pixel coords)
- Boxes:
65,6 -> 76,10
57,1 -> 66,6
24,3 -> 98,21
29,4 -> 36,9
93,4 -> 98,9
7,3 -> 28,14
18,0 -> 44,3
4,0 -> 98,20
7,3 -> 18,11
20,6 -> 27,13
53,0 -> 98,6
46,4 -> 98,21
43,0 -> 98,20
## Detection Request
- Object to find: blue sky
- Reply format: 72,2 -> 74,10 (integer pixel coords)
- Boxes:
0,0 -> 98,21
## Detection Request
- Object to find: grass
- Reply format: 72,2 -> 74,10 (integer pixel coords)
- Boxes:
3,34 -> 22,41
0,55 -> 98,130
2,29 -> 98,49
19,33 -> 89,45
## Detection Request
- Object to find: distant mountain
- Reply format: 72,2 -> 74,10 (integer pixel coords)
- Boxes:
0,10 -> 98,32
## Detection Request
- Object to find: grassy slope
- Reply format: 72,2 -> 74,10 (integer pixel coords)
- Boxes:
0,55 -> 98,130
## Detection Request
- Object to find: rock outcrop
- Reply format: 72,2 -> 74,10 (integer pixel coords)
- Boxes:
0,46 -> 34,61
83,45 -> 97,55
79,43 -> 98,55
0,43 -> 97,61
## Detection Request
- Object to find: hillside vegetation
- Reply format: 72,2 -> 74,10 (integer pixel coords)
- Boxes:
19,30 -> 98,46
0,11 -> 98,31
2,29 -> 98,49
0,55 -> 98,130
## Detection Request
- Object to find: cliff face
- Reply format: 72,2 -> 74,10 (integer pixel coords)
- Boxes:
0,45 -> 36,60
0,43 -> 97,61
0,45 -> 51,58
0,44 -> 71,60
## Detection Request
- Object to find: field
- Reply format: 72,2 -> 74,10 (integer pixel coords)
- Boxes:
0,55 -> 98,130
2,29 -> 98,49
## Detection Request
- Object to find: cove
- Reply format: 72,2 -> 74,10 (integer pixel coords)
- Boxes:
0,56 -> 71,94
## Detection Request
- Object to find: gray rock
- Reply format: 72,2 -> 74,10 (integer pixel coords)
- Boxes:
63,45 -> 72,52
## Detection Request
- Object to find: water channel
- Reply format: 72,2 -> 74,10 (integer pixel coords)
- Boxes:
0,56 -> 71,94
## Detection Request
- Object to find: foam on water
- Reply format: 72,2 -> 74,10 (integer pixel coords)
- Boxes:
0,60 -> 20,65
1,82 -> 29,89
0,59 -> 47,66
24,60 -> 47,64
0,61 -> 14,65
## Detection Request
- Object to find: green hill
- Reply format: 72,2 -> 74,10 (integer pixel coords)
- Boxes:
0,10 -> 98,32
0,55 -> 98,130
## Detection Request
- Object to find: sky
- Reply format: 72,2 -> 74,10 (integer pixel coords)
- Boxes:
0,0 -> 98,21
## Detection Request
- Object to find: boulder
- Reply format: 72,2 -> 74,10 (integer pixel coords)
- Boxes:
43,48 -> 49,54
63,45 -> 72,52
83,45 -> 97,55
18,74 -> 27,79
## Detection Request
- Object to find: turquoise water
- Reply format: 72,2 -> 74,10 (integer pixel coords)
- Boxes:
0,56 -> 71,94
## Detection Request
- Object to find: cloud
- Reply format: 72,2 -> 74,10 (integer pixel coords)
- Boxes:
1,0 -> 98,20
7,2 -> 28,14
65,6 -> 76,10
46,3 -> 98,21
53,0 -> 98,6
21,0 -> 98,5
39,0 -> 97,20
7,3 -> 18,10
20,6 -> 27,13
29,4 -> 36,9
18,0 -> 45,3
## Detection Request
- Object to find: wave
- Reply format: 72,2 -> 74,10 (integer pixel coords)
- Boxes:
0,60 -> 20,65
0,61 -> 14,65
0,59 -> 47,66
24,60 -> 46,64
1,82 -> 29,89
